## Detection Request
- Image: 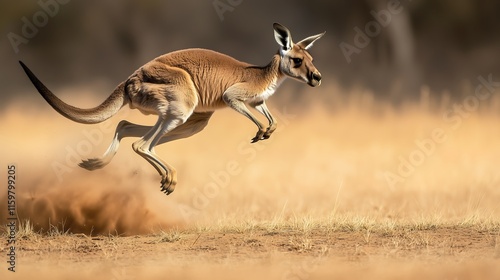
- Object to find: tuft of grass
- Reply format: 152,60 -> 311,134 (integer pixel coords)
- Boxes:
16,220 -> 39,240
154,230 -> 182,243
287,236 -> 314,252
47,223 -> 71,237
0,220 -> 40,240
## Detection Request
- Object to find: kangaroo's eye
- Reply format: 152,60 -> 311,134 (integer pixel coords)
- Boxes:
292,58 -> 303,67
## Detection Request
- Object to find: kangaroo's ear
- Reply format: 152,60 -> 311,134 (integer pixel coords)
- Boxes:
296,31 -> 326,50
273,23 -> 293,51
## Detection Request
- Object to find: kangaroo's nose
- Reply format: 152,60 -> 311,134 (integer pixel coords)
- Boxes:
308,71 -> 322,87
312,71 -> 322,82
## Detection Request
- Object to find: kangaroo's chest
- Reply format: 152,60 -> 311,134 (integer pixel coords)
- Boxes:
247,77 -> 284,104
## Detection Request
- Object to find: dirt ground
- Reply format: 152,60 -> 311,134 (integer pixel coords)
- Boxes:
2,225 -> 500,280
2,89 -> 500,279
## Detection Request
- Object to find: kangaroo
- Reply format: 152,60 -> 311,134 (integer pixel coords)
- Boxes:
19,23 -> 325,195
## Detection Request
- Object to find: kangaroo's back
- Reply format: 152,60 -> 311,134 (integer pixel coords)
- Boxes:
154,49 -> 252,110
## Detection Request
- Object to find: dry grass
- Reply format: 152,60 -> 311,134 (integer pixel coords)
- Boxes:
1,87 -> 500,279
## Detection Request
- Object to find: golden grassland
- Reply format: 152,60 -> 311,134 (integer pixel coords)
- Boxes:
1,87 -> 500,279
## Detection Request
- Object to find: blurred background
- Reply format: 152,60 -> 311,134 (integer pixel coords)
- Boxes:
1,0 -> 500,235
1,0 -> 500,107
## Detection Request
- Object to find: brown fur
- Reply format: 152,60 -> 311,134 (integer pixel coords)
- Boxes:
19,23 -> 324,195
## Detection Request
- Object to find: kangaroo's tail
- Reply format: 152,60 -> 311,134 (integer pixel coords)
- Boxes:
19,61 -> 128,124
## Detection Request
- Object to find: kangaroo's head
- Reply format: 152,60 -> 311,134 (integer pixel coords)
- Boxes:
273,23 -> 325,87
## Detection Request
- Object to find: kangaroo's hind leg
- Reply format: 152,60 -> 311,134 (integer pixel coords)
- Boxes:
79,112 -> 213,170
131,114 -> 188,195
134,112 -> 213,193
79,120 -> 150,170
84,61 -> 200,195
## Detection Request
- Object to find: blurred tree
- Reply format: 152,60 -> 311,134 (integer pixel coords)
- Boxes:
367,0 -> 419,97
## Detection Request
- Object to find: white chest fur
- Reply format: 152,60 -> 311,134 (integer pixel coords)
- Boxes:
249,77 -> 284,103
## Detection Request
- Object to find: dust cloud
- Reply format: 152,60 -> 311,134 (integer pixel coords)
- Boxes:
1,171 -> 185,235
0,103 -> 185,236
12,175 -> 183,235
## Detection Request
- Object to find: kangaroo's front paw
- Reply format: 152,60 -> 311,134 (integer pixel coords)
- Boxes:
251,128 -> 266,143
263,124 -> 277,139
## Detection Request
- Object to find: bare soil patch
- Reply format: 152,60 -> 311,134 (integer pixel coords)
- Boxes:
2,224 -> 499,279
